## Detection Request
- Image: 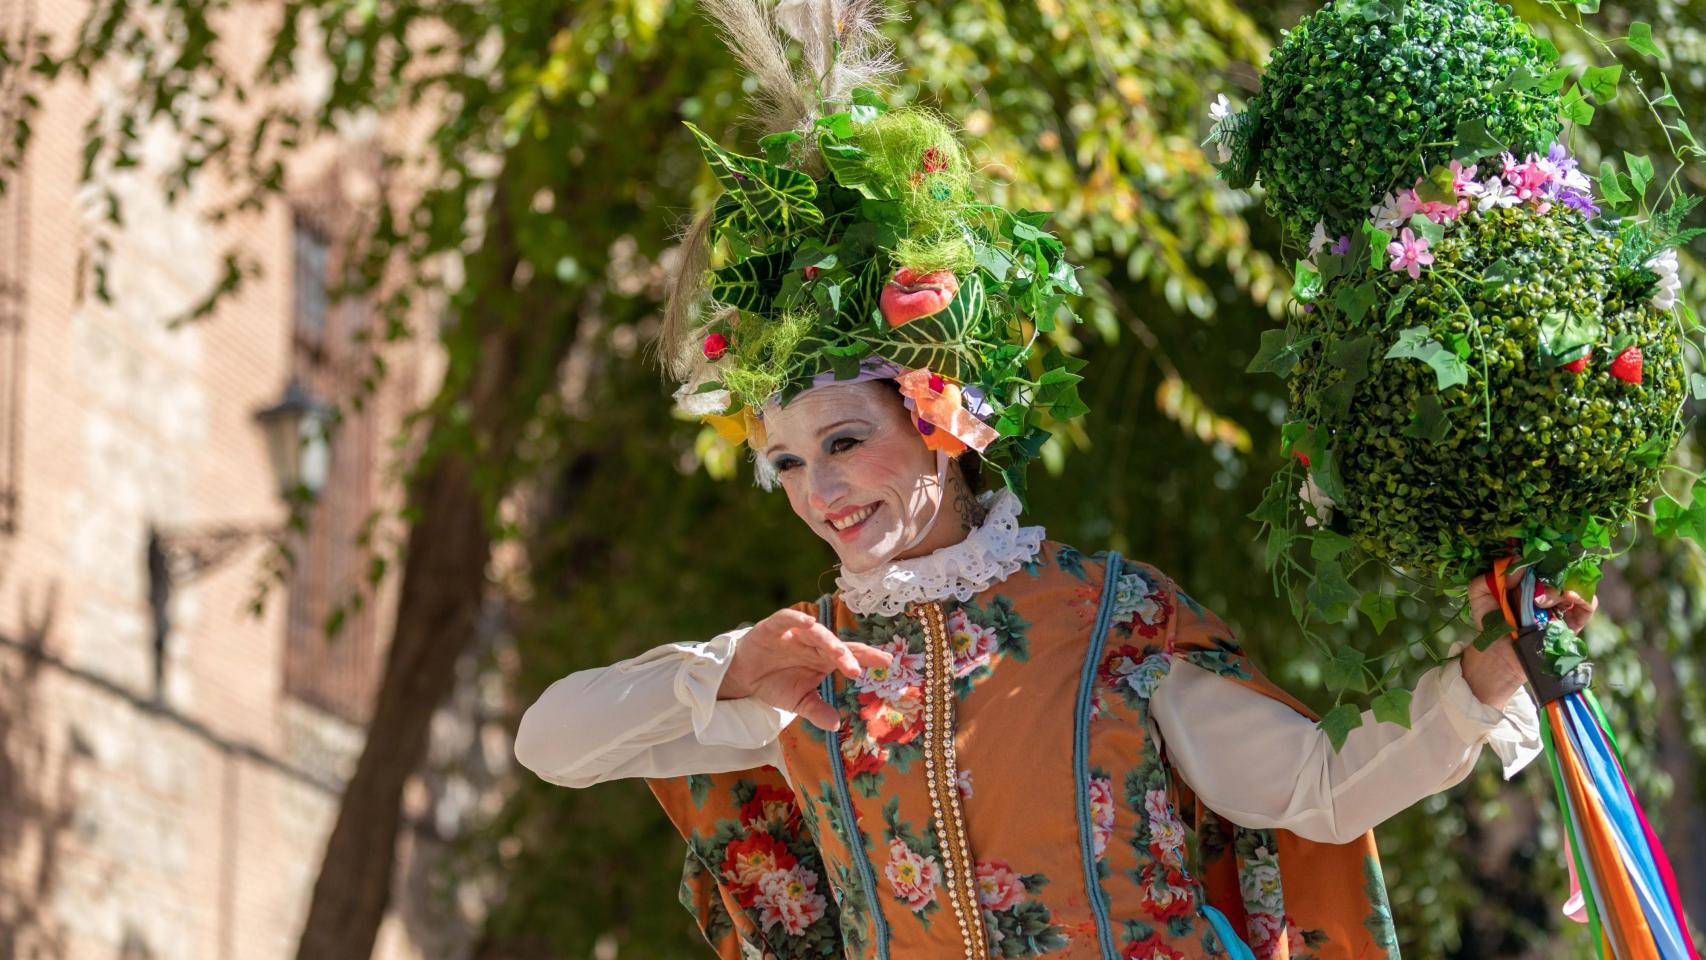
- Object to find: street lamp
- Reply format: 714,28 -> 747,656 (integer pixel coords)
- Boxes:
253,376 -> 332,500
150,378 -> 332,585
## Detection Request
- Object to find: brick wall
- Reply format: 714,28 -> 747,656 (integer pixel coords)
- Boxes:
0,2 -> 475,958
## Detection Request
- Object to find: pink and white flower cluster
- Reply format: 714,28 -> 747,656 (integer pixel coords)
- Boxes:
1367,144 -> 1598,233
754,864 -> 830,935
1305,143 -> 1603,284
884,838 -> 941,912
944,609 -> 999,678
1089,776 -> 1117,860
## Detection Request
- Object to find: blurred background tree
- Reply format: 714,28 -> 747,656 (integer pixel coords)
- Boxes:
9,0 -> 1701,957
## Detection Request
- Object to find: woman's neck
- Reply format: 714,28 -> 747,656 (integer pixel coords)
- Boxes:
892,472 -> 983,562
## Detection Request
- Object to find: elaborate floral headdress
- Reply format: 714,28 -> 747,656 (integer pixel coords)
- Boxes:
660,0 -> 1087,501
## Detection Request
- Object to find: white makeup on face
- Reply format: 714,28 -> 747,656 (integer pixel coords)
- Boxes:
760,381 -> 948,573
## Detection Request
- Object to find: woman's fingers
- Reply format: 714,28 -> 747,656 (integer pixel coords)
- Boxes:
781,623 -> 865,678
845,641 -> 894,672
1533,585 -> 1599,632
791,690 -> 842,731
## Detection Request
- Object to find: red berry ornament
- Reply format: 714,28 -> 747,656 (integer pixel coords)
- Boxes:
703,332 -> 730,360
803,266 -> 820,281
1609,346 -> 1643,384
927,373 -> 946,393
921,146 -> 949,173
1562,354 -> 1589,374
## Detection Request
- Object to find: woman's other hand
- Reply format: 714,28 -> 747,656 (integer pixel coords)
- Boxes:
1461,568 -> 1599,709
718,608 -> 894,731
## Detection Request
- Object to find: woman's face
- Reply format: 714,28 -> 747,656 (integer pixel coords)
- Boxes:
761,381 -> 947,573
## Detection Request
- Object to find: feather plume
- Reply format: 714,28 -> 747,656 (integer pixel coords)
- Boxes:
699,0 -> 813,136
657,208 -> 718,377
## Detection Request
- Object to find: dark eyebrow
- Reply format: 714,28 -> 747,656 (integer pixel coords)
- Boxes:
762,418 -> 873,459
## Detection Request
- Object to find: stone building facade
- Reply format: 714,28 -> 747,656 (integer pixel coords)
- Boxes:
0,1 -> 481,958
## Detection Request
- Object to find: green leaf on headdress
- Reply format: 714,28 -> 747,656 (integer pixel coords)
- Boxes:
820,138 -> 889,200
713,192 -> 757,237
758,130 -> 802,166
860,274 -> 987,381
686,122 -> 824,236
710,251 -> 790,313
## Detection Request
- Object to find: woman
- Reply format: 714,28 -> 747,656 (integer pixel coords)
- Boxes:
514,3 -> 1596,956
515,374 -> 1594,959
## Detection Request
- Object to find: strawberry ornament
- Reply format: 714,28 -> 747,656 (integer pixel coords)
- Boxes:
1610,345 -> 1643,384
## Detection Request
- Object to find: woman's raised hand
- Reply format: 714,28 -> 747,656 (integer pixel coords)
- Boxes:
718,608 -> 894,731
1461,569 -> 1599,709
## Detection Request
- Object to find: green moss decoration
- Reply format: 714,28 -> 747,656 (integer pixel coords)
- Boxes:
1239,0 -> 1561,238
720,310 -> 816,408
851,110 -> 978,272
1290,207 -> 1685,578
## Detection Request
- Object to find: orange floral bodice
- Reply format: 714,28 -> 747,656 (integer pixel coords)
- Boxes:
650,544 -> 1400,960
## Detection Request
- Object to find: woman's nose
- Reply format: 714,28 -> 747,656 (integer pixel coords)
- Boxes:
807,463 -> 848,510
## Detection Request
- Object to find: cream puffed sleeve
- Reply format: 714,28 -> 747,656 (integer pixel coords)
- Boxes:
1148,646 -> 1542,845
513,627 -> 794,788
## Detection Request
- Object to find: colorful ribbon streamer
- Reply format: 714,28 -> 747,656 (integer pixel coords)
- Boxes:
1492,560 -> 1700,960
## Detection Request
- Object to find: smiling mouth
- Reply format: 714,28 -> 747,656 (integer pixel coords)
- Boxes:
826,502 -> 881,539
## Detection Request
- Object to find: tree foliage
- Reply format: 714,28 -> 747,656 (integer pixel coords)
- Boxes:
6,0 -> 1702,957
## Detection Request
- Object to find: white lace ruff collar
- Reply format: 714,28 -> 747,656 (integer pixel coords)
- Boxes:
835,489 -> 1046,618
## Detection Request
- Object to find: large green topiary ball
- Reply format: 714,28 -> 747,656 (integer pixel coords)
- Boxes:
1240,0 -> 1561,239
1291,207 -> 1686,577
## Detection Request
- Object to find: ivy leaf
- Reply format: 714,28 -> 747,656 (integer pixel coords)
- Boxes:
1624,152 -> 1655,199
1481,258 -> 1517,292
1563,557 -> 1603,599
1363,221 -> 1393,272
1311,445 -> 1348,503
1334,280 -> 1380,323
1654,493 -> 1687,536
758,130 -> 802,166
1537,310 -> 1603,369
1372,688 -> 1413,727
1311,530 -> 1355,562
1630,432 -> 1669,468
1385,326 -> 1468,390
1472,619 -> 1513,651
1385,283 -> 1414,321
1265,527 -> 1296,570
1248,473 -> 1291,526
1494,64 -> 1546,96
1292,260 -> 1324,304
1401,393 -> 1450,442
1541,65 -> 1574,95
1406,213 -> 1444,248
1308,558 -> 1359,622
1581,64 -> 1621,102
1627,21 -> 1666,61
1560,85 -> 1596,126
1247,328 -> 1315,377
1451,117 -> 1507,164
1319,704 -> 1365,751
1598,161 -> 1632,206
1416,164 -> 1456,204
1327,335 -> 1374,383
1690,373 -> 1706,401
1359,592 -> 1398,635
1324,646 -> 1367,693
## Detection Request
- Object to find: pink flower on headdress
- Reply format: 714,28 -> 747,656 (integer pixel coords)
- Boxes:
1386,228 -> 1434,280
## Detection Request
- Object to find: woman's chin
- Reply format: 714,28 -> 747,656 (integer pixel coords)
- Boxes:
831,527 -> 905,573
